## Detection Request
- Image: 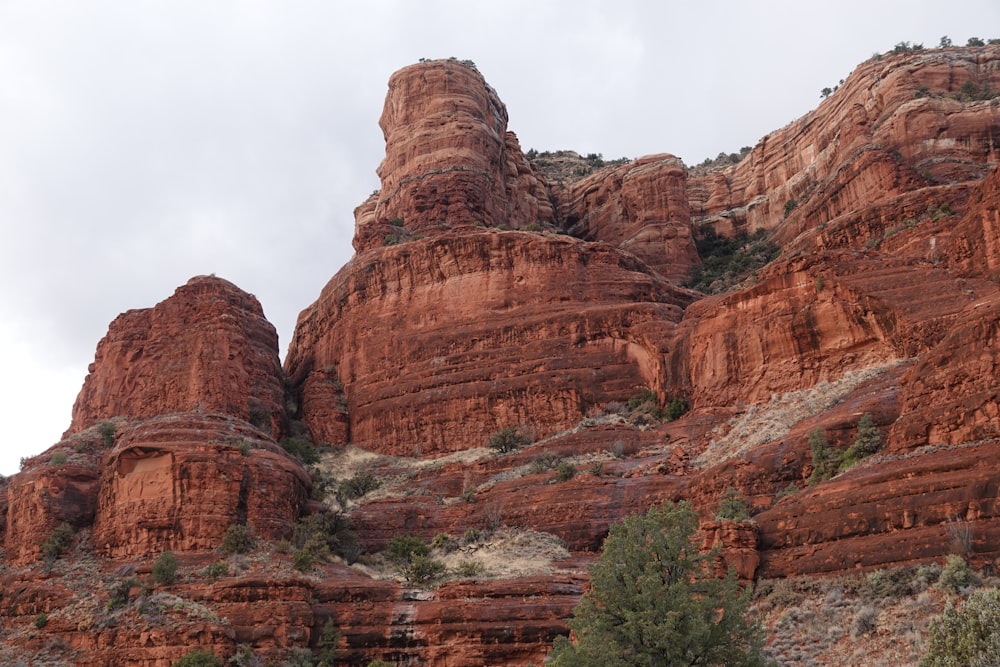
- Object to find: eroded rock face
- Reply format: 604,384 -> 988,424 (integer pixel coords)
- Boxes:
67,275 -> 287,439
92,414 -> 310,559
353,59 -> 554,253
559,154 -> 700,283
687,47 -> 1000,240
2,463 -> 100,566
286,231 -> 693,456
7,46 -> 1000,667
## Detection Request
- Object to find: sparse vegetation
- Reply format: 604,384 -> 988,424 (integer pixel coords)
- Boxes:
280,437 -> 320,465
920,587 -> 1000,666
385,535 -> 430,564
152,551 -> 178,585
716,486 -> 752,522
403,555 -> 447,585
838,413 -> 883,472
50,451 -> 67,465
172,650 -> 223,667
40,522 -> 74,562
937,554 -> 976,594
202,561 -> 229,581
686,227 -> 780,294
34,612 -> 48,629
555,461 -> 577,482
548,501 -> 768,666
105,575 -> 137,612
807,428 -> 838,485
663,397 -> 689,422
454,559 -> 485,578
98,421 -> 117,447
220,524 -> 256,555
292,511 -> 358,564
696,146 -> 752,169
336,470 -> 381,505
488,425 -> 533,454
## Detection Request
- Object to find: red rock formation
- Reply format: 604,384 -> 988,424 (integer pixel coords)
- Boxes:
92,414 -> 310,559
353,59 -> 554,253
2,462 -> 100,566
701,520 -> 760,581
7,46 -> 1000,666
945,165 -> 1000,277
67,275 -> 287,439
558,154 -> 700,283
688,46 -> 1000,240
286,231 -> 694,456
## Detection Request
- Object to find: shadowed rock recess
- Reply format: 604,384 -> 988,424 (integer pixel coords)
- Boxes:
3,48 -> 1000,665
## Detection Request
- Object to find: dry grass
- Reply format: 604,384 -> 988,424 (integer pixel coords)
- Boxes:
754,563 -> 985,667
352,526 -> 570,584
696,362 -> 902,468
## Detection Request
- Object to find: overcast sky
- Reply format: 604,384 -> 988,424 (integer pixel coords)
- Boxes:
1,1 -> 997,475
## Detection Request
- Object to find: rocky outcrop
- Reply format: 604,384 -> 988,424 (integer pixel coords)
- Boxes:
559,154 -> 700,282
6,45 -> 1000,666
92,414 -> 310,559
67,275 -> 287,439
286,230 -> 694,456
352,59 -> 554,253
688,46 -> 1000,243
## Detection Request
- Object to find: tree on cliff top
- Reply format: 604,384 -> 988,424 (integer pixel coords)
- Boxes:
548,501 -> 771,667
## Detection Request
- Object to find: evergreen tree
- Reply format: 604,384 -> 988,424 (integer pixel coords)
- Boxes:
549,501 -> 770,666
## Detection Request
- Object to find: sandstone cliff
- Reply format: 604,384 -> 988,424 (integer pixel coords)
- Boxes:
3,47 -> 1000,666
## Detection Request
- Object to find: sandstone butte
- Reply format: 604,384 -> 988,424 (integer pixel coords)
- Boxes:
2,46 -> 1000,666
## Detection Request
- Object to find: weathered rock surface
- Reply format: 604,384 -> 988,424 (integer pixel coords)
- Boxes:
559,154 -> 700,282
67,275 -> 287,439
353,59 -> 554,253
286,230 -> 694,456
92,414 -> 310,559
5,46 -> 1000,666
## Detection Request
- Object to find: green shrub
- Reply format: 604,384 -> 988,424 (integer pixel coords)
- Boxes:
389,217 -> 405,227
556,461 -> 577,482
454,559 -> 485,578
40,523 -> 74,562
34,612 -> 48,629
97,421 -> 117,447
662,398 -> 689,422
172,650 -> 223,667
367,661 -> 393,667
202,561 -> 228,581
807,428 -> 838,485
403,555 -> 447,585
50,451 -> 67,466
548,501 -> 768,666
385,535 -> 430,564
220,524 -> 256,555
337,470 -> 381,504
293,511 -> 358,563
530,452 -> 561,474
488,426 -> 532,454
431,532 -> 451,551
463,528 -> 481,544
279,437 -> 319,465
628,388 -> 658,410
685,227 -> 780,294
920,588 -> 1000,666
152,551 -> 178,585
715,486 -> 751,522
938,554 -> 976,593
776,483 -> 799,498
293,548 -> 315,573
105,576 -> 137,613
